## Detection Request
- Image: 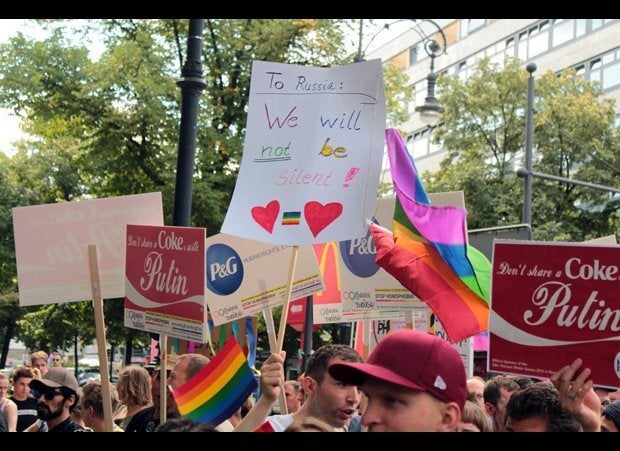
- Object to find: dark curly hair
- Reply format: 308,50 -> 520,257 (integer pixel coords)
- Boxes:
505,383 -> 581,432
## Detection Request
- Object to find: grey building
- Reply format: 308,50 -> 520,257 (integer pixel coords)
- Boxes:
367,19 -> 620,174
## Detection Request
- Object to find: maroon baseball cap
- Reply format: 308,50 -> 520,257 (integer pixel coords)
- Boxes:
328,329 -> 467,411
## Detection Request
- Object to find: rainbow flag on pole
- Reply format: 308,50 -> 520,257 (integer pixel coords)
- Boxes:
171,336 -> 257,426
375,128 -> 490,343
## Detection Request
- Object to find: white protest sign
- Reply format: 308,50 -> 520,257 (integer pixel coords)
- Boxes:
205,233 -> 324,326
222,60 -> 386,245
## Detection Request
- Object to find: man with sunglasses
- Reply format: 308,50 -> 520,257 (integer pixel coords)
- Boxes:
51,353 -> 63,368
29,368 -> 90,432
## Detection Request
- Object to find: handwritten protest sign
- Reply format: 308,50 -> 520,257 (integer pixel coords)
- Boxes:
13,192 -> 163,306
222,60 -> 386,245
489,240 -> 620,388
124,225 -> 208,343
205,233 -> 324,326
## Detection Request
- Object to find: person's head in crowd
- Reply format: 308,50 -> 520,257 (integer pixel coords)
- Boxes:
483,375 -> 520,432
117,365 -> 153,410
11,366 -> 34,401
284,416 -> 336,432
0,372 -> 11,399
601,399 -> 620,432
505,382 -> 581,432
301,344 -> 362,430
466,376 -> 486,409
29,368 -> 82,430
31,351 -> 49,377
79,380 -> 122,432
284,380 -> 302,414
155,417 -> 218,432
594,386 -> 614,412
148,363 -> 177,422
507,375 -> 536,390
51,353 -> 63,368
167,354 -> 210,391
329,329 -> 467,432
461,399 -> 492,432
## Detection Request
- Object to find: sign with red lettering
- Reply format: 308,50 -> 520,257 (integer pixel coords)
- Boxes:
489,240 -> 620,388
124,224 -> 208,343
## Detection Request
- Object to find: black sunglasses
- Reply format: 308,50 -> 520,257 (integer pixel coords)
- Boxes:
35,389 -> 63,400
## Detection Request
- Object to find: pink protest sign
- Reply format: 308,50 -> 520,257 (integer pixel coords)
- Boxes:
13,192 -> 163,306
124,224 -> 208,343
489,240 -> 620,388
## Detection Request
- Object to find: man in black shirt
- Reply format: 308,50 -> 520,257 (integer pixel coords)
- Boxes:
29,368 -> 90,432
9,366 -> 38,432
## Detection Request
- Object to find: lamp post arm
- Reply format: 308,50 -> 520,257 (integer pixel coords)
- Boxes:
516,168 -> 620,194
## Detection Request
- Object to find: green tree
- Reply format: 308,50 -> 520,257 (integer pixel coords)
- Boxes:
428,57 -> 619,241
2,19 -> 392,363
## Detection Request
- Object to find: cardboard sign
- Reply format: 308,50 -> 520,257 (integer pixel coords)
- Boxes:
166,317 -> 258,361
205,233 -> 324,326
222,60 -> 386,245
124,225 -> 208,343
430,312 -> 474,378
13,192 -> 163,305
489,240 -> 620,388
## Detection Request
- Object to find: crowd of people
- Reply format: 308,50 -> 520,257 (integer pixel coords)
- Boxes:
1,333 -> 619,432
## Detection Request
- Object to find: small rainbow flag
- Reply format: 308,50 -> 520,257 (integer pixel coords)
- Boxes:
282,211 -> 301,225
171,336 -> 257,427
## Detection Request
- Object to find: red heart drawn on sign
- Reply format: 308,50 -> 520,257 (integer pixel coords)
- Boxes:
304,201 -> 343,238
251,200 -> 280,234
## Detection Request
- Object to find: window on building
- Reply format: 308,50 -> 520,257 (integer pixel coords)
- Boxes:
460,19 -> 486,39
552,19 -> 574,47
412,129 -> 429,159
410,45 -> 419,64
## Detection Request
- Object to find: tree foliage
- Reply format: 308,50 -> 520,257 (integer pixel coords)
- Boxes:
0,19 -> 391,364
428,57 -> 619,241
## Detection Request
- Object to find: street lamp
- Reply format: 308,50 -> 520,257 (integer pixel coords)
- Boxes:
352,19 -> 447,126
414,37 -> 446,126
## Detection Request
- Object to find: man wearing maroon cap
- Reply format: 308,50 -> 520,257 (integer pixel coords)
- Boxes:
328,329 -> 467,432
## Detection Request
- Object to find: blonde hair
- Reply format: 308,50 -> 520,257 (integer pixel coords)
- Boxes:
81,381 -> 120,417
31,351 -> 49,365
462,400 -> 492,432
117,366 -> 152,408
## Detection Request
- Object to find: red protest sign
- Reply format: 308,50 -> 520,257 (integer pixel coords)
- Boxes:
124,224 -> 208,343
489,240 -> 620,388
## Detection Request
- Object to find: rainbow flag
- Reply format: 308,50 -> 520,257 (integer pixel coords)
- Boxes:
386,128 -> 488,300
171,336 -> 257,426
282,211 -> 301,226
379,128 -> 490,342
370,223 -> 488,343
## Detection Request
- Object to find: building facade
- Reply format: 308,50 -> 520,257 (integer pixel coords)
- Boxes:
367,19 -> 620,174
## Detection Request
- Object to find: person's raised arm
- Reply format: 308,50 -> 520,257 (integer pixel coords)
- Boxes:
550,358 -> 601,432
234,351 -> 285,432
